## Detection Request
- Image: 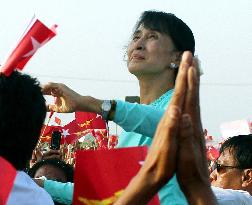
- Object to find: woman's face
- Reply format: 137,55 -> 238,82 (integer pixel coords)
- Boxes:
127,25 -> 177,77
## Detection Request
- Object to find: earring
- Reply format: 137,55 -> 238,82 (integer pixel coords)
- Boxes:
170,63 -> 178,69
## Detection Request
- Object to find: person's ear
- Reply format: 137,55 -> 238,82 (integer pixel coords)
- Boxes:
169,51 -> 182,70
173,51 -> 182,66
241,169 -> 252,188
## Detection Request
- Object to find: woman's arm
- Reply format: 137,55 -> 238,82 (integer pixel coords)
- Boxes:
113,100 -> 164,136
42,83 -> 165,137
34,178 -> 74,205
44,180 -> 74,205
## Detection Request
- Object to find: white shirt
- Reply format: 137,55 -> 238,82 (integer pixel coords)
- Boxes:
7,171 -> 54,205
212,186 -> 252,205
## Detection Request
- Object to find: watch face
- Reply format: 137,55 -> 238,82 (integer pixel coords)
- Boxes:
102,100 -> 111,111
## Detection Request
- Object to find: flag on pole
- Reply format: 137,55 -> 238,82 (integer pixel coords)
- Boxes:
0,17 -> 57,76
54,116 -> 62,125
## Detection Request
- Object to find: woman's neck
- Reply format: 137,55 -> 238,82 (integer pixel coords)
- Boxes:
138,73 -> 174,104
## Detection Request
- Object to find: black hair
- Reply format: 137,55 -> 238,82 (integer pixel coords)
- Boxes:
133,10 -> 195,55
28,158 -> 74,182
0,71 -> 46,170
220,134 -> 252,169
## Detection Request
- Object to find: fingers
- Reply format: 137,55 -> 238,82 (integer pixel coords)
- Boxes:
184,66 -> 199,115
178,114 -> 195,169
42,149 -> 61,160
178,114 -> 194,148
155,105 -> 181,137
169,51 -> 193,110
47,104 -> 58,112
184,63 -> 203,141
152,105 -> 181,157
178,114 -> 211,191
34,148 -> 43,161
183,55 -> 207,169
42,82 -> 64,97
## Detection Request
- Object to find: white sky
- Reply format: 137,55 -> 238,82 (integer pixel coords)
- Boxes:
1,0 -> 252,139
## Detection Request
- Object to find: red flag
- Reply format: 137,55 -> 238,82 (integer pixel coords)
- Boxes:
54,116 -> 61,125
75,112 -> 106,129
92,129 -> 108,150
1,18 -> 57,76
0,157 -> 17,205
206,146 -> 220,161
60,119 -> 82,144
73,147 -> 160,205
39,124 -> 61,143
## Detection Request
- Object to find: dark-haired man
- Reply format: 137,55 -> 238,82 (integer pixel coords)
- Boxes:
210,134 -> 252,204
0,71 -> 53,204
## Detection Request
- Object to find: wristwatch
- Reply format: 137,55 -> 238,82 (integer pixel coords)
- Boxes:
101,100 -> 116,121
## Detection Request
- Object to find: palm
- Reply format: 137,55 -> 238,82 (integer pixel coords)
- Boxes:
54,96 -> 75,113
43,83 -> 81,113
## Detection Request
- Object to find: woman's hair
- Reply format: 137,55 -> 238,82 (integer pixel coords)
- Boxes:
133,10 -> 195,55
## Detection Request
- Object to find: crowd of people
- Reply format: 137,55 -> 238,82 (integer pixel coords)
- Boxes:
1,10 -> 252,205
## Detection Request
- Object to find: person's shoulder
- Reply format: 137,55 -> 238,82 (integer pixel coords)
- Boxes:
211,186 -> 252,205
7,171 -> 54,205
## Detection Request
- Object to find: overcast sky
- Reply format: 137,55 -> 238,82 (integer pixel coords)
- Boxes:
1,0 -> 252,139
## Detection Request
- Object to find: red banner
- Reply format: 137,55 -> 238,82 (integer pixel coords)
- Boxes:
206,146 -> 220,161
0,157 -> 17,205
73,147 -> 160,205
75,112 -> 106,129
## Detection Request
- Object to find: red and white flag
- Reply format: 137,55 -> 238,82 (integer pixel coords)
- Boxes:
60,119 -> 83,144
54,116 -> 62,125
0,17 -> 57,76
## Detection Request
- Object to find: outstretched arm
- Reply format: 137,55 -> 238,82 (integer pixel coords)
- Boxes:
42,83 -> 166,137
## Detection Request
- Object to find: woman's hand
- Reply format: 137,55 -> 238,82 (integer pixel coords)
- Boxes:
42,83 -> 83,113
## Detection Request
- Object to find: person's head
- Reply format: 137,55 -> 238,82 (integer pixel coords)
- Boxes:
0,71 -> 46,170
127,10 -> 195,82
29,158 -> 74,182
210,135 -> 252,194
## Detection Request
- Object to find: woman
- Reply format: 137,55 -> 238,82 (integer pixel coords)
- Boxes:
117,10 -> 194,148
42,10 -> 195,205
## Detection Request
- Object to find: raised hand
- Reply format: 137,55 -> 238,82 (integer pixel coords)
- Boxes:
42,83 -> 82,113
176,54 -> 217,204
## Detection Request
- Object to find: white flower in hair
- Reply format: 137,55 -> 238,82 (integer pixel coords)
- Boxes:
194,55 -> 203,76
